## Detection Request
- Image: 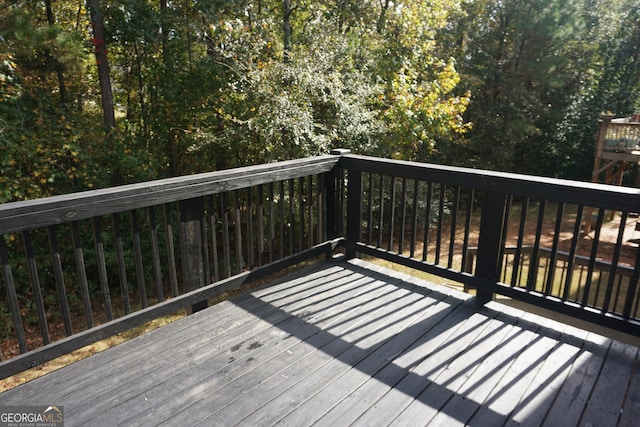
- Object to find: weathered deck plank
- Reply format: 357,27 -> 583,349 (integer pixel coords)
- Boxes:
1,258 -> 638,427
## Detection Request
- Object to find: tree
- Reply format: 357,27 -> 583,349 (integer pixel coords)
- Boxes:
451,0 -> 589,175
86,0 -> 115,132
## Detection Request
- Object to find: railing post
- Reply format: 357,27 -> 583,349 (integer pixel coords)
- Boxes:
324,149 -> 351,258
474,190 -> 508,304
179,197 -> 208,313
346,167 -> 362,259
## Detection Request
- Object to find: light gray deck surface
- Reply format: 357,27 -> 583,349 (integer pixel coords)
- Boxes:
1,258 -> 639,426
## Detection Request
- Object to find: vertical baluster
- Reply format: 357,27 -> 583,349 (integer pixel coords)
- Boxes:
48,226 -> 73,335
200,204 -> 211,286
269,182 -> 276,263
148,207 -> 164,302
130,210 -> 147,308
377,175 -> 385,249
289,179 -> 295,256
448,186 -> 460,269
209,197 -> 220,282
257,184 -> 264,267
399,178 -> 407,254
235,190 -> 243,274
435,183 -> 446,264
279,181 -> 285,259
388,176 -> 396,251
324,166 -> 338,241
0,235 -> 27,353
511,197 -> 529,287
317,174 -> 325,244
111,214 -> 131,313
582,207 -> 605,307
71,222 -> 94,327
544,202 -> 565,296
298,177 -> 304,251
247,187 -> 254,269
422,182 -> 433,262
221,193 -> 231,278
526,200 -> 546,291
410,180 -> 419,258
164,204 -> 179,297
461,189 -> 475,273
367,173 -> 374,245
498,195 -> 512,277
602,211 -> 627,313
307,175 -> 313,248
346,168 -> 362,259
339,166 -> 346,236
22,230 -> 50,344
563,205 -> 583,301
91,218 -> 113,320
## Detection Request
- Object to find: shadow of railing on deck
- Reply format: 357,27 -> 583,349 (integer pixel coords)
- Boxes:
219,260 -> 595,426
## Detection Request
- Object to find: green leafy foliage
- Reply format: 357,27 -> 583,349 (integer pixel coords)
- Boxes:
2,0 -> 640,198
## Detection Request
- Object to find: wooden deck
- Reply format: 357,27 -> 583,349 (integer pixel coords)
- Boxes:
1,258 -> 639,426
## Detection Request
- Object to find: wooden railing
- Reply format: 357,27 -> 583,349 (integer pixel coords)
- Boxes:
601,118 -> 640,154
2,151 -> 640,378
0,155 -> 343,377
341,154 -> 640,336
466,246 -> 636,317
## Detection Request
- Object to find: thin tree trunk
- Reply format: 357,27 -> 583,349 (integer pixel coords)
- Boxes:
86,0 -> 116,132
377,0 -> 391,33
133,41 -> 148,136
45,0 -> 68,105
283,0 -> 292,62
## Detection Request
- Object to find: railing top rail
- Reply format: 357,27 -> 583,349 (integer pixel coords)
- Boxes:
340,154 -> 640,211
0,155 -> 339,234
611,118 -> 640,126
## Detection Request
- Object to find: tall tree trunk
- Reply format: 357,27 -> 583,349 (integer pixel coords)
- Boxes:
160,0 -> 179,176
86,0 -> 116,132
283,0 -> 292,62
45,0 -> 67,104
377,0 -> 391,33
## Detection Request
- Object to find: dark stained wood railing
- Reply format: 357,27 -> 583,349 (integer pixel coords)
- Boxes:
2,150 -> 640,379
466,246 -> 637,316
341,154 -> 640,335
0,155 -> 343,377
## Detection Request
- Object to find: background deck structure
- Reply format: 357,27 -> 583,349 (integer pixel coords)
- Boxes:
592,114 -> 640,187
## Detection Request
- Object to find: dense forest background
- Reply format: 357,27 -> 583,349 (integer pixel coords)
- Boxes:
1,0 -> 640,203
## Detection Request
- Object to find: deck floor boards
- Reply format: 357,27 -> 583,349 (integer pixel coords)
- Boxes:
1,258 -> 638,426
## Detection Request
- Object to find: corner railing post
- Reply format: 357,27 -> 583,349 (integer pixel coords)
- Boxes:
179,197 -> 208,313
474,190 -> 508,304
324,149 -> 351,258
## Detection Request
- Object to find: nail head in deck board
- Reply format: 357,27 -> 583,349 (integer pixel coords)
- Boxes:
1,259 -> 639,427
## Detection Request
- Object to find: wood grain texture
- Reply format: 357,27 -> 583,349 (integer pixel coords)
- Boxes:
1,259 -> 638,427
